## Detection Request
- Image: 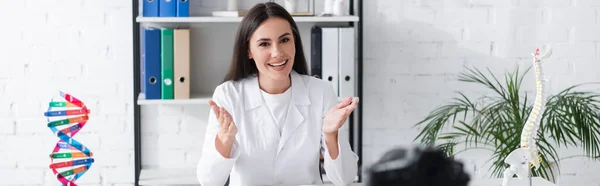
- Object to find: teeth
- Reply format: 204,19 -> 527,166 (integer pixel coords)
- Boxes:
269,60 -> 287,67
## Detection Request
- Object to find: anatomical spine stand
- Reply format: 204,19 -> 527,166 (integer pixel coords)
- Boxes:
502,47 -> 553,186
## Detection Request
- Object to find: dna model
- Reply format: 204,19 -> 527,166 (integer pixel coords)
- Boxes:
502,47 -> 552,186
44,91 -> 95,186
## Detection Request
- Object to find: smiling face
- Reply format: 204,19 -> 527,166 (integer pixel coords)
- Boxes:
248,17 -> 296,82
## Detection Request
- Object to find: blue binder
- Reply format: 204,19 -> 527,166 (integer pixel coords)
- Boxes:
142,0 -> 159,17
177,0 -> 189,17
141,27 -> 162,100
159,0 -> 177,17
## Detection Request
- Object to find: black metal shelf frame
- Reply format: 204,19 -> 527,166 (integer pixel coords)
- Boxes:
131,0 -> 363,185
131,0 -> 141,185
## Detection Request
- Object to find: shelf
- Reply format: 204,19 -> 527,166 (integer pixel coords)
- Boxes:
137,93 -> 212,105
138,92 -> 358,105
136,15 -> 359,23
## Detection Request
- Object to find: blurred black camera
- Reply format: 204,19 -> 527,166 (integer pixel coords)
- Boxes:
366,146 -> 471,186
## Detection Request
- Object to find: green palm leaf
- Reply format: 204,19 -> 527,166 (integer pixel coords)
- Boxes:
413,65 -> 600,181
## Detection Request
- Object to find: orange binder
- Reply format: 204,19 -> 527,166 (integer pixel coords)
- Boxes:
173,28 -> 190,99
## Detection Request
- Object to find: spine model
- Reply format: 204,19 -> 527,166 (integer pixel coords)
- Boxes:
501,47 -> 552,186
521,48 -> 548,169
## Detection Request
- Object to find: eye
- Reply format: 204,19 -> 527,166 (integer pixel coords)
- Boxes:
280,37 -> 290,43
259,42 -> 270,47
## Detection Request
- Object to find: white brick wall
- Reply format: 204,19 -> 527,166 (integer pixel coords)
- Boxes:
0,0 -> 134,185
3,0 -> 600,186
363,0 -> 600,186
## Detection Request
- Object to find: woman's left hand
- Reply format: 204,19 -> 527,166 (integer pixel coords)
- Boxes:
323,97 -> 359,134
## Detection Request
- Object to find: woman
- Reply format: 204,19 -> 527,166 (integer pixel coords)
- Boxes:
196,2 -> 359,186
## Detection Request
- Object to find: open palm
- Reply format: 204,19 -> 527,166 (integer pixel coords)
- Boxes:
323,97 -> 359,134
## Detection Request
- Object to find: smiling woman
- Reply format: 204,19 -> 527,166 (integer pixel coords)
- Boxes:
222,1 -> 308,90
247,17 -> 297,94
195,2 -> 360,186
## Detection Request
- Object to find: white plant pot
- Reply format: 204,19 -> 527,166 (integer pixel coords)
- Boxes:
284,0 -> 298,13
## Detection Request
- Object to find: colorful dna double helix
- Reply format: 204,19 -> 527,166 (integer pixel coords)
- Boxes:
44,91 -> 95,186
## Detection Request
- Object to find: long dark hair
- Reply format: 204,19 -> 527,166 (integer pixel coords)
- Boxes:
223,2 -> 309,82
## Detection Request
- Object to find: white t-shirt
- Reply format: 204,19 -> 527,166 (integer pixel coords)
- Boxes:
260,87 -> 292,135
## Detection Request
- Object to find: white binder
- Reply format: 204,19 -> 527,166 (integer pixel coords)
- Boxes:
311,26 -> 340,95
338,27 -> 356,134
311,26 -> 356,145
338,27 -> 355,99
322,28 -> 340,95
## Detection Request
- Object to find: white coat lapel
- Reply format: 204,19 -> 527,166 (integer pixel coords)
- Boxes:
277,71 -> 311,155
243,75 -> 280,139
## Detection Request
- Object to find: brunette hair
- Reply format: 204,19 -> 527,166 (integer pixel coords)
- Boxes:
223,2 -> 309,82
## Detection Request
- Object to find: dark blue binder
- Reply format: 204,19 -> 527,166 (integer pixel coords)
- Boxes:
159,0 -> 177,17
142,0 -> 159,17
141,27 -> 162,100
177,0 -> 189,17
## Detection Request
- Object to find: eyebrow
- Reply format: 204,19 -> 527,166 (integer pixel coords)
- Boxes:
256,33 -> 291,42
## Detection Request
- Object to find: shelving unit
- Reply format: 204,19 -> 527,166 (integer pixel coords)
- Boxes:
137,93 -> 212,105
131,0 -> 363,185
136,15 -> 359,23
138,92 -> 358,105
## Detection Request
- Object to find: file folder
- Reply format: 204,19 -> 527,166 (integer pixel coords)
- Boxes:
338,27 -> 356,139
161,28 -> 175,99
310,26 -> 339,95
338,27 -> 355,98
141,27 -> 162,99
143,0 -> 159,17
159,0 -> 177,17
177,0 -> 189,17
173,28 -> 190,99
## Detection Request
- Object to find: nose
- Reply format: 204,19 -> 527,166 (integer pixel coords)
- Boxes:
271,44 -> 284,58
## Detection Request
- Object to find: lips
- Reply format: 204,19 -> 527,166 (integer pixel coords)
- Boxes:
267,59 -> 289,72
268,59 -> 288,67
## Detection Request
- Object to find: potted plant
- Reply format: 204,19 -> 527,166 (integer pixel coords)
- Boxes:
413,55 -> 600,182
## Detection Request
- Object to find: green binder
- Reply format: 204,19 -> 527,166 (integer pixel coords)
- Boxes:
161,28 -> 174,99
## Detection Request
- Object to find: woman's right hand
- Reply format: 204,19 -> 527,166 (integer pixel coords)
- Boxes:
209,100 -> 237,157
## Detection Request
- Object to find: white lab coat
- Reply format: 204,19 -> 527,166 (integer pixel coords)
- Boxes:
196,70 -> 359,186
